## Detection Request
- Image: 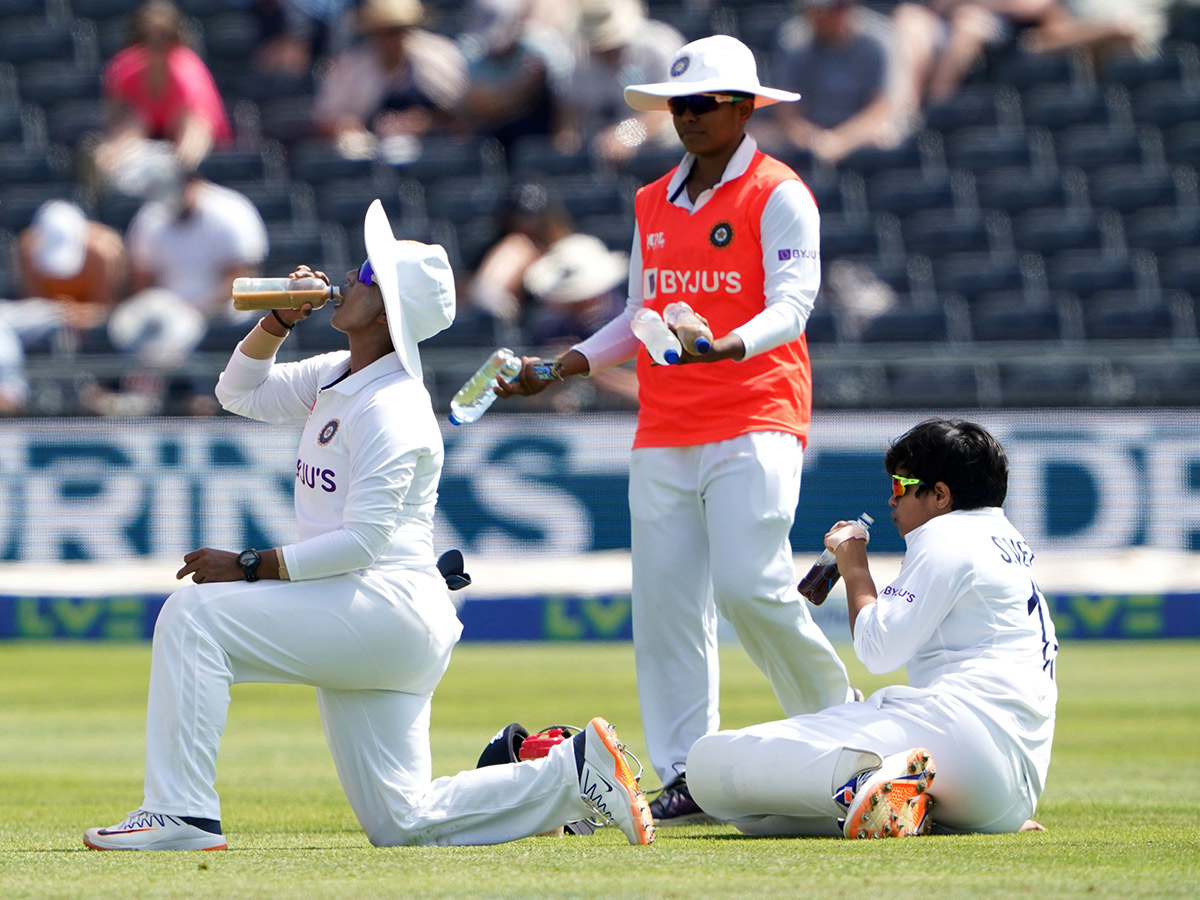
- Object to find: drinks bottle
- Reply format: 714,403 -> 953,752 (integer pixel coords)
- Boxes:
797,513 -> 874,605
448,348 -> 522,425
631,308 -> 682,365
231,276 -> 340,311
662,300 -> 713,354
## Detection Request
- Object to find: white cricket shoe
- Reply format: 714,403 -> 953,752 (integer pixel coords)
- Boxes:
84,809 -> 227,851
577,717 -> 655,845
841,747 -> 936,839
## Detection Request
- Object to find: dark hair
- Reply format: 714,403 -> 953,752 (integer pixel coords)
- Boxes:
884,418 -> 1008,510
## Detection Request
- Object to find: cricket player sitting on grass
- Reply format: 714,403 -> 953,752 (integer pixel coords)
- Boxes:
84,199 -> 654,850
685,419 -> 1058,838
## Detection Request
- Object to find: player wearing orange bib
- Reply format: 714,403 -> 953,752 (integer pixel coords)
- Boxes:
497,35 -> 854,825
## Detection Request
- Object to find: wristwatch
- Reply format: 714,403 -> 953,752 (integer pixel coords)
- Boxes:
237,549 -> 261,582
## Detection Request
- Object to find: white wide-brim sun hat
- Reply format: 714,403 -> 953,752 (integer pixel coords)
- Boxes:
624,34 -> 800,111
363,199 -> 455,380
524,233 -> 629,304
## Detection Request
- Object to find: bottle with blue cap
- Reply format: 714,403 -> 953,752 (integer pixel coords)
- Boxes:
663,301 -> 713,354
631,308 -> 682,365
449,348 -> 522,426
798,513 -> 874,605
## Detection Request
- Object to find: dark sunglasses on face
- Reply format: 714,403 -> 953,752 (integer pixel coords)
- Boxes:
667,93 -> 752,116
357,258 -> 375,287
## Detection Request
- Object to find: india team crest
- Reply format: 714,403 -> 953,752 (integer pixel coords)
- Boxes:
709,221 -> 734,249
670,55 -> 689,78
318,419 -> 340,445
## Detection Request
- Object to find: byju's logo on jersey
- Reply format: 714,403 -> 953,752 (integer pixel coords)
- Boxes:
778,248 -> 819,261
318,419 -> 339,445
643,267 -> 742,300
709,221 -> 733,249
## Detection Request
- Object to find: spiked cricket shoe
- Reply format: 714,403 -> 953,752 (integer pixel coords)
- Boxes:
577,717 -> 655,845
84,809 -> 227,851
842,748 -> 936,839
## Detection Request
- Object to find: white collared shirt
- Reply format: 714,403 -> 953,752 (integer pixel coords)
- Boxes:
215,347 -> 443,580
573,134 -> 821,372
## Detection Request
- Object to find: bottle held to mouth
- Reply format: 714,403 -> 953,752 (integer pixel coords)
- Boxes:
231,276 -> 340,311
798,513 -> 874,605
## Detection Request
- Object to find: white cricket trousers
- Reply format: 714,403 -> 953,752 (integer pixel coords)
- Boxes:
686,685 -> 1038,835
143,569 -> 594,846
629,431 -> 853,784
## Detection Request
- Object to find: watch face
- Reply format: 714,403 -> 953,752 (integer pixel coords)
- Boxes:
238,550 -> 259,567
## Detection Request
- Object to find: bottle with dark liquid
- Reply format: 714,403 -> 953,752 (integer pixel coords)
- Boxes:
798,513 -> 874,605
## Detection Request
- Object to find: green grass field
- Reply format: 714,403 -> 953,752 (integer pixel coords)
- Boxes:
1,640 -> 1197,899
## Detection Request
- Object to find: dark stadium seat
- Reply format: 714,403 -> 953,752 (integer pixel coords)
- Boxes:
256,96 -> 318,146
1012,206 -> 1105,255
0,0 -> 52,19
922,85 -> 1005,132
1054,125 -> 1146,171
16,61 -> 101,107
866,168 -> 956,218
0,20 -> 78,67
1127,356 -> 1200,406
990,51 -> 1079,90
621,145 -> 686,187
945,126 -> 1035,171
841,137 -> 927,177
1021,84 -> 1113,132
575,213 -> 635,252
1159,248 -> 1200,298
43,98 -> 106,147
264,221 -> 348,279
803,307 -> 839,345
226,179 -> 310,226
1124,206 -> 1200,253
313,178 -> 410,236
453,216 -> 500,272
859,304 -> 954,344
975,166 -> 1071,215
810,358 -> 889,408
819,213 -> 882,259
902,208 -> 995,258
1099,50 -> 1190,88
553,175 -> 630,220
1164,123 -> 1200,168
291,139 -> 378,186
887,361 -> 981,407
1083,289 -> 1184,341
388,135 -> 505,184
197,148 -> 281,185
0,182 -> 81,230
0,106 -> 26,143
425,178 -> 510,224
94,189 -> 145,232
0,142 -> 70,185
1088,165 -> 1180,214
1046,250 -> 1140,300
934,252 -> 1027,301
509,135 -> 593,178
998,359 -> 1095,406
969,290 -> 1066,342
1132,81 -> 1200,129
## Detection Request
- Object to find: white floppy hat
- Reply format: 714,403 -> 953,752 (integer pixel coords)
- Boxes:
524,233 -> 629,304
31,200 -> 87,279
363,199 -> 455,380
624,35 -> 800,111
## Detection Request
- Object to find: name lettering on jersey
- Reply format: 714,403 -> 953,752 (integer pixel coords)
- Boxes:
880,584 -> 917,603
991,536 -> 1035,567
645,231 -> 666,250
777,248 -> 819,261
642,267 -> 742,300
296,459 -> 337,492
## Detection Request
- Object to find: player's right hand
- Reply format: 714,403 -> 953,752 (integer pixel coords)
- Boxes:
495,357 -> 553,399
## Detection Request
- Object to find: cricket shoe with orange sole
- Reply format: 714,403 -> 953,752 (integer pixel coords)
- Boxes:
84,809 -> 227,851
576,717 -> 655,845
840,748 -> 936,839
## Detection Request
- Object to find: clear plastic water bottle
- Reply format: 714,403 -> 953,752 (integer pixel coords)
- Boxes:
797,513 -> 874,605
448,348 -> 522,426
231,276 -> 340,310
662,301 -> 713,354
631,308 -> 682,365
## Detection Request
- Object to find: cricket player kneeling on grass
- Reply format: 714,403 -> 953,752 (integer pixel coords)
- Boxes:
684,419 -> 1058,838
83,198 -> 654,850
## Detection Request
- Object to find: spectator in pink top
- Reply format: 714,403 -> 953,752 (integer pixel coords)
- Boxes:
92,0 -> 232,195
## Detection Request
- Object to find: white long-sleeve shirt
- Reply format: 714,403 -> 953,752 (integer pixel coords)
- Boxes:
854,508 -> 1059,797
215,347 -> 443,581
573,134 -> 821,372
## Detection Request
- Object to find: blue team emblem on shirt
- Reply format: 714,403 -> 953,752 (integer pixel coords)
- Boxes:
318,419 -> 340,445
670,55 -> 689,78
709,221 -> 733,248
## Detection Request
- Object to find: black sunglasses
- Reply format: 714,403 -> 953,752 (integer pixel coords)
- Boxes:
667,93 -> 752,116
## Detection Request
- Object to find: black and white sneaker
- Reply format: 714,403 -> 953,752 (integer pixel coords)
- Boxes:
647,774 -> 718,827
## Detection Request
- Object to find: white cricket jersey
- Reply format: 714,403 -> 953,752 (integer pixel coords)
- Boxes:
215,348 -> 443,581
854,508 -> 1058,795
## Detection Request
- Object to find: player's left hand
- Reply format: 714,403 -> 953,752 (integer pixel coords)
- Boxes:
177,548 -> 243,583
674,333 -> 745,364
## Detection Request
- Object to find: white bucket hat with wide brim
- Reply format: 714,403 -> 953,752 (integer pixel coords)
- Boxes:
363,199 -> 455,380
624,35 -> 800,111
524,234 -> 629,304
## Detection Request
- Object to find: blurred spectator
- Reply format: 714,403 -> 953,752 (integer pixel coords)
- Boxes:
1023,0 -> 1167,59
466,180 -> 575,331
760,0 -> 902,165
313,0 -> 469,161
0,321 -> 28,414
91,0 -> 233,195
455,0 -> 572,152
89,171 -> 267,415
522,232 -> 638,411
554,0 -> 684,165
251,0 -> 356,77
